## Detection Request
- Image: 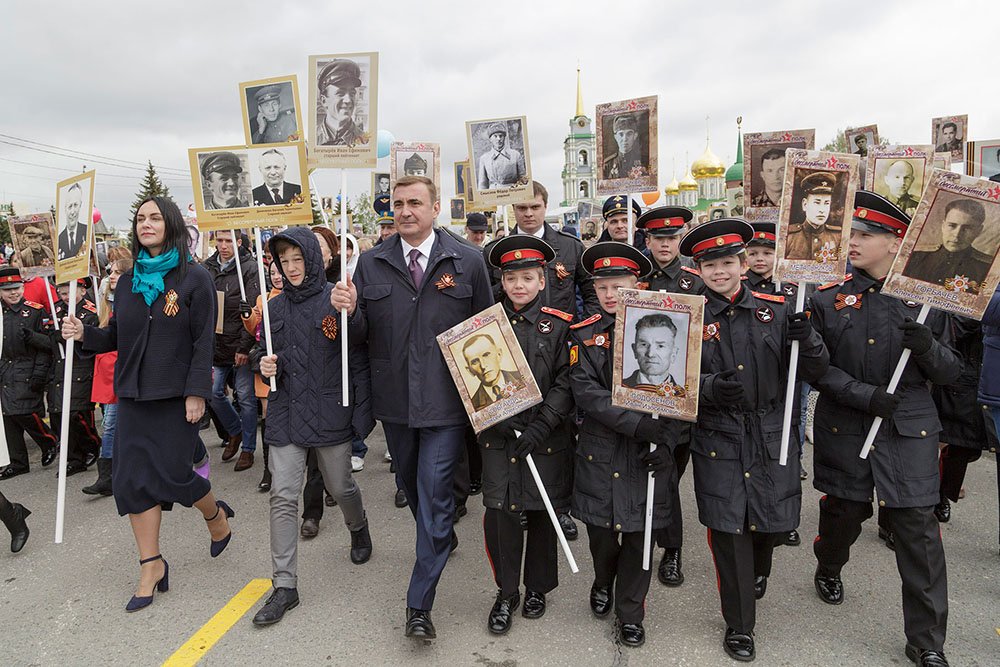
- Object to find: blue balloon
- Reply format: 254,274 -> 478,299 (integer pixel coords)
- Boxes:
376,129 -> 394,158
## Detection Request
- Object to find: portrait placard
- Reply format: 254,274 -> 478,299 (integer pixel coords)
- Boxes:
466,116 -> 533,206
931,114 -> 967,164
933,152 -> 952,171
9,212 -> 56,278
743,128 -> 815,222
188,142 -> 312,232
775,149 -> 859,284
610,290 -> 704,422
184,220 -> 202,261
389,142 -> 440,195
707,204 -> 729,221
371,172 -> 391,199
595,95 -> 658,196
55,170 -> 96,284
883,170 -> 1000,319
239,75 -> 303,146
726,186 -> 745,217
965,139 -> 1000,182
864,144 -> 934,218
450,197 -> 466,223
307,52 -> 378,169
844,125 -> 878,159
437,303 -> 543,433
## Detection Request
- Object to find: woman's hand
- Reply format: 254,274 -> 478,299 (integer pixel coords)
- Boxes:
61,313 -> 84,341
185,396 -> 205,424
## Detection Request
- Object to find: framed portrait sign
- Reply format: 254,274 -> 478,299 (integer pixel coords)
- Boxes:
9,212 -> 57,279
965,139 -> 1000,182
371,172 -> 391,198
188,142 -> 312,232
774,149 -> 859,284
865,144 -> 934,218
595,95 -> 658,197
883,170 -> 1000,319
931,114 -> 967,164
307,52 -> 378,169
450,197 -> 466,223
389,141 -> 441,194
707,204 -> 729,221
466,116 -> 533,206
726,186 -> 745,217
610,289 -> 704,422
437,303 -> 543,433
239,75 -> 303,146
55,170 -> 96,284
844,125 -> 878,159
743,128 -> 815,222
933,152 -> 952,171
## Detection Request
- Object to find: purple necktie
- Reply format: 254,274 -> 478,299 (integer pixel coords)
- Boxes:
408,248 -> 424,288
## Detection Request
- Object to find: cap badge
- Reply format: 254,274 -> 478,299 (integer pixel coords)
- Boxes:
715,237 -> 725,246
602,258 -> 611,267
514,250 -> 522,259
858,208 -> 868,218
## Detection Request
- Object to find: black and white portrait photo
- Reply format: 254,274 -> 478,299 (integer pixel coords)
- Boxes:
372,171 -> 391,197
742,129 -> 815,222
197,151 -> 252,210
307,52 -> 379,168
595,95 -> 658,196
845,125 -> 878,158
866,146 -> 933,219
240,76 -> 302,146
251,147 -> 303,206
932,115 -> 967,163
466,116 -> 533,206
621,310 -> 688,396
54,170 -> 95,281
389,142 -> 441,195
9,213 -> 56,277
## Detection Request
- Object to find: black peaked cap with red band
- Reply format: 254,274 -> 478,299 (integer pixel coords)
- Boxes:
747,222 -> 776,248
0,267 -> 23,288
637,206 -> 693,237
487,234 -> 555,272
851,189 -> 910,237
679,218 -> 754,262
580,241 -> 653,278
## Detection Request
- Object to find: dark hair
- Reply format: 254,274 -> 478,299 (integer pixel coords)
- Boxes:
853,134 -> 866,146
941,122 -> 957,133
944,198 -> 986,226
393,175 -> 438,203
635,313 -> 677,337
461,333 -> 498,358
531,180 -> 548,205
760,148 -> 786,164
131,196 -> 190,277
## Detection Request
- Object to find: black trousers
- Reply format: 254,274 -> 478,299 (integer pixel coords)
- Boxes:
302,449 -> 329,521
814,495 -> 948,651
586,524 -> 652,624
707,526 -> 780,633
49,410 -> 100,467
2,413 -> 57,472
484,508 -> 557,597
656,439 -> 690,549
939,445 -> 982,503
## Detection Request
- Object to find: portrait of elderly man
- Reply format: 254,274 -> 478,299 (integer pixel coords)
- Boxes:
935,121 -> 962,155
880,159 -> 919,216
202,152 -> 249,210
784,171 -> 842,261
750,148 -> 786,207
18,225 -> 54,268
252,149 -> 302,206
57,183 -> 88,260
852,133 -> 869,157
251,85 -> 297,145
623,313 -> 685,395
403,153 -> 428,177
906,198 -> 995,294
476,122 -> 526,190
603,113 -> 646,179
316,59 -> 365,146
462,333 -> 524,411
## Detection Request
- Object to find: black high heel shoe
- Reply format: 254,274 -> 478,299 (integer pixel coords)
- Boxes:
126,555 -> 169,612
208,500 -> 235,558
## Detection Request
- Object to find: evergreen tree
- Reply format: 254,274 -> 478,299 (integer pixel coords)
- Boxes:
0,202 -> 14,245
130,161 -> 172,221
311,191 -> 326,226
352,192 -> 375,235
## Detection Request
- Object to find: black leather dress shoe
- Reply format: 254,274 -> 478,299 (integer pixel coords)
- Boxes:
753,575 -> 767,600
724,627 -> 755,662
558,513 -> 578,541
0,467 -> 28,481
450,531 -> 459,554
933,500 -> 951,523
657,548 -> 683,586
350,524 -> 372,564
405,608 -> 436,638
522,590 -> 545,619
487,590 -> 520,635
394,488 -> 408,508
618,620 -> 645,647
905,644 -> 949,666
252,587 -> 299,627
590,584 -> 612,618
469,478 -> 483,495
878,526 -> 896,551
454,503 -> 467,523
782,529 -> 801,546
814,568 -> 844,605
41,447 -> 58,468
83,451 -> 98,468
65,462 -> 88,477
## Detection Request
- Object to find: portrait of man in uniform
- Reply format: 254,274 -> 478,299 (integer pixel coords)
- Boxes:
315,58 -> 366,147
475,122 -> 526,190
461,333 -> 525,411
878,159 -> 920,217
372,172 -> 391,197
404,153 -> 428,177
251,148 -> 302,206
905,197 -> 997,294
390,142 -> 441,196
450,197 -> 466,223
466,117 -> 532,206
845,125 -> 878,160
10,214 -> 57,276
622,313 -> 686,396
784,171 -> 844,261
57,183 -> 89,260
602,113 -> 648,179
199,151 -> 250,210
751,148 -> 786,207
243,81 -> 299,145
853,134 -> 869,157
727,187 -> 744,216
934,120 -> 964,160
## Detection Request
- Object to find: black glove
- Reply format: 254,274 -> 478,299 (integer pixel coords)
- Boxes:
489,421 -> 517,441
900,318 -> 933,355
29,376 -> 46,393
19,327 -> 33,345
787,311 -> 812,341
868,386 -> 901,418
635,415 -> 672,444
641,446 -> 672,477
238,300 -> 253,319
514,425 -> 546,459
713,369 -> 745,404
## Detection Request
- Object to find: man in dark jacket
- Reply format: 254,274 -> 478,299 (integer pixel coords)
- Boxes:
203,230 -> 260,471
0,267 -> 59,479
335,175 -> 493,640
249,226 -> 374,627
810,191 -> 960,667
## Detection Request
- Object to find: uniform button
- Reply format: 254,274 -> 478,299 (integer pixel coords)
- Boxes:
869,288 -> 875,293
587,454 -> 593,461
613,472 -> 620,478
728,309 -> 734,316
411,297 -> 416,302
510,457 -> 517,464
484,443 -> 490,448
546,448 -> 552,453
832,427 -> 838,433
744,471 -> 751,478
614,523 -> 622,531
879,500 -> 886,507
737,364 -> 744,371
709,451 -> 717,458
750,524 -> 757,531
510,504 -> 516,511
867,339 -> 875,345
736,528 -> 742,534
870,445 -> 876,451
920,430 -> 927,437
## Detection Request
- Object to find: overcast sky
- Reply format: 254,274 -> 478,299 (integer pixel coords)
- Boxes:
1,0 -> 996,230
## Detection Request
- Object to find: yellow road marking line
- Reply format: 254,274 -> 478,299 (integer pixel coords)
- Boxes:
163,578 -> 271,667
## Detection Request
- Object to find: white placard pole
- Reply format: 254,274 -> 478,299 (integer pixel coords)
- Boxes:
0,302 -> 8,468
45,285 -> 65,360
627,194 -> 635,246
54,280 -> 77,544
778,287 -> 808,465
230,230 -> 248,303
514,430 -> 578,573
253,229 -> 277,392
339,170 -> 349,407
642,286 -> 669,570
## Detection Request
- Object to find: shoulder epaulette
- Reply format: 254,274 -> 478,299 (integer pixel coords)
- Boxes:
23,300 -> 43,309
681,266 -> 701,276
752,291 -> 785,303
570,313 -> 602,330
81,301 -> 97,314
540,306 -> 573,322
817,273 -> 852,291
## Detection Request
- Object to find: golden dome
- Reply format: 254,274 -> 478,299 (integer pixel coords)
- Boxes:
679,168 -> 698,191
691,143 -> 726,179
664,176 -> 680,196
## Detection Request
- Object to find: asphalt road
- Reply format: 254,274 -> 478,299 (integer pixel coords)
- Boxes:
1,426 -> 998,666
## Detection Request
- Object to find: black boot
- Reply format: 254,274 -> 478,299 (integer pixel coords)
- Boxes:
258,426 -> 271,493
82,458 -> 113,496
0,499 -> 31,553
350,522 -> 373,564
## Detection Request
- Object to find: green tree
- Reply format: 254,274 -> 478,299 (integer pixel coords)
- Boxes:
130,161 -> 172,222
0,202 -> 14,245
310,191 -> 325,226
352,192 -> 375,235
823,129 -> 891,153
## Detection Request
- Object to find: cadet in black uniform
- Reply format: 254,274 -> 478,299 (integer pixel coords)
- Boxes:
809,191 -> 959,667
479,235 -> 575,636
47,279 -> 101,476
0,267 -> 59,480
636,205 -> 702,587
679,219 -> 828,662
569,241 -> 677,648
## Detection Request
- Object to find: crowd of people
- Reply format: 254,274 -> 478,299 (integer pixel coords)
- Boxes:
2,175 -> 998,667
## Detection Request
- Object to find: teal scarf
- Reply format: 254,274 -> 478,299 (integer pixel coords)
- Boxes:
132,247 -> 180,306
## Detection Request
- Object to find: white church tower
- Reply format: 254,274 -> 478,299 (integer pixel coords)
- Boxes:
561,68 -> 597,207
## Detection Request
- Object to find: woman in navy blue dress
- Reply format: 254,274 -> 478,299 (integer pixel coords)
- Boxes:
62,196 -> 235,612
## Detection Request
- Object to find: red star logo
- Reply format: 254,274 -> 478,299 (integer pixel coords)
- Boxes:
472,317 -> 482,327
781,132 -> 792,142
825,156 -> 839,168
904,147 -> 914,156
627,100 -> 638,110
987,185 -> 1000,201
416,143 -> 426,150
661,296 -> 675,308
